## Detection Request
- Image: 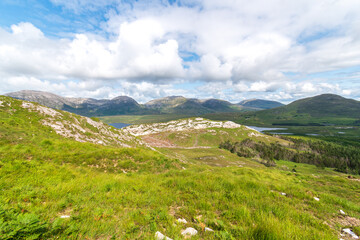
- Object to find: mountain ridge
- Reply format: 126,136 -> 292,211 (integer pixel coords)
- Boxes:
206,93 -> 360,126
5,90 -> 281,116
238,98 -> 284,109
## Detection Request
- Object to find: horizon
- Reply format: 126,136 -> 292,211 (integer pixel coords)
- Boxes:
1,1 -> 360,103
5,89 -> 354,105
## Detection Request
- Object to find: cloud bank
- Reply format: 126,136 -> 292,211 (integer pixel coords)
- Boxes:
1,0 -> 360,102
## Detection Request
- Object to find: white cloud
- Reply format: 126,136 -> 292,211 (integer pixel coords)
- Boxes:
1,0 -> 360,102
0,20 -> 184,81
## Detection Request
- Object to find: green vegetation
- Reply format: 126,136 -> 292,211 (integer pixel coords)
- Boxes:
0,96 -> 360,239
220,138 -> 360,174
205,94 -> 360,127
99,114 -> 193,124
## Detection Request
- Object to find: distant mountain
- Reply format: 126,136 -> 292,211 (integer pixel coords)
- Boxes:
145,96 -> 241,114
5,90 -> 154,116
5,91 -> 247,117
214,94 -> 360,126
280,94 -> 360,118
238,99 -> 284,110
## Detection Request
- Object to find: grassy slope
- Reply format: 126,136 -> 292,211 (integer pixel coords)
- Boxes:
205,94 -> 360,127
99,114 -> 193,124
1,97 -> 360,239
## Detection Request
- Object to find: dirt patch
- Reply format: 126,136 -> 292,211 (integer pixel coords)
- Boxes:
335,216 -> 360,227
326,215 -> 360,239
142,135 -> 178,148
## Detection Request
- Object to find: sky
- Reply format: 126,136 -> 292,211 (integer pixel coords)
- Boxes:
0,0 -> 360,103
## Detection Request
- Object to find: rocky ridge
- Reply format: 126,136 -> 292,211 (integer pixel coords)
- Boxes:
123,117 -> 243,136
0,96 -> 141,147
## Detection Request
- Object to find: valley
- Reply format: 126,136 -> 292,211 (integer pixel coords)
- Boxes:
1,95 -> 360,239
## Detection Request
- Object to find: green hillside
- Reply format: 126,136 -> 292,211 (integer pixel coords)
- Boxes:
0,96 -> 360,239
238,99 -> 284,110
206,94 -> 360,126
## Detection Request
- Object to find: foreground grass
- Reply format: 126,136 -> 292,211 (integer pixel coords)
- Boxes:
1,97 -> 360,239
1,145 -> 360,239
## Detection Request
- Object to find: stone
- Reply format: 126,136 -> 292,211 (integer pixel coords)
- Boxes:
155,231 -> 173,240
177,218 -> 187,224
181,227 -> 198,236
342,228 -> 359,239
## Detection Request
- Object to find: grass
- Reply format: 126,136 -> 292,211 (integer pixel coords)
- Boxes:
1,96 -> 360,239
2,155 -> 359,239
99,114 -> 193,124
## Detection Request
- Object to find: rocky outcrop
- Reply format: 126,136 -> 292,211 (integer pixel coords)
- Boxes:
123,118 -> 242,136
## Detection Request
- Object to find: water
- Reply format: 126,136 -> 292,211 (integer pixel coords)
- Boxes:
108,123 -> 131,129
268,132 -> 293,135
247,126 -> 288,133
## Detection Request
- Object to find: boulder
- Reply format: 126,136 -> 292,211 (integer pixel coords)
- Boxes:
181,227 -> 198,236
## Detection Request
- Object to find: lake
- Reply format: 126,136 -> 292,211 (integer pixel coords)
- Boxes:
108,123 -> 131,129
247,126 -> 288,133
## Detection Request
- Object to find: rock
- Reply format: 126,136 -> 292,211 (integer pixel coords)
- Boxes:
340,209 -> 346,215
155,231 -> 173,240
60,215 -> 70,218
281,192 -> 286,196
205,227 -> 214,232
342,228 -> 359,239
314,197 -> 320,201
177,218 -> 187,224
181,227 -> 198,236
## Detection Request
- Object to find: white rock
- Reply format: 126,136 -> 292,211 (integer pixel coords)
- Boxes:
177,218 -> 187,224
60,215 -> 70,218
340,209 -> 346,215
181,227 -> 198,236
281,192 -> 286,196
205,227 -> 214,232
342,228 -> 359,239
314,197 -> 320,201
155,231 -> 173,240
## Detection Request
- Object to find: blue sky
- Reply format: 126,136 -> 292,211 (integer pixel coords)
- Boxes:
0,0 -> 360,103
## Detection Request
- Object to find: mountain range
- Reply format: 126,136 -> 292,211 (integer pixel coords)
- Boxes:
206,94 -> 360,126
4,90 -> 283,116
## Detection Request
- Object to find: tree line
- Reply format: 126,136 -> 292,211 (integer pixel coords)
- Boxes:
219,137 -> 360,174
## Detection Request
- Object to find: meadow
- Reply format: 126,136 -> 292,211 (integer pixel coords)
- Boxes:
1,96 -> 360,239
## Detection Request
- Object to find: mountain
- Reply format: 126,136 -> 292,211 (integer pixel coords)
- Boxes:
281,94 -> 360,118
210,94 -> 360,126
5,90 -> 156,116
238,99 -> 284,109
145,96 -> 242,114
5,90 -> 255,117
5,90 -> 77,109
145,96 -> 187,109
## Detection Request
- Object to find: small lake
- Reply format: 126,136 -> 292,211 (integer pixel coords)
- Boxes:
247,126 -> 288,133
247,126 -> 292,135
108,123 -> 131,129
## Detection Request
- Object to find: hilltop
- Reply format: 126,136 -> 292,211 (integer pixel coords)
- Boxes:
206,94 -> 360,126
238,99 -> 284,110
0,95 -> 141,147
